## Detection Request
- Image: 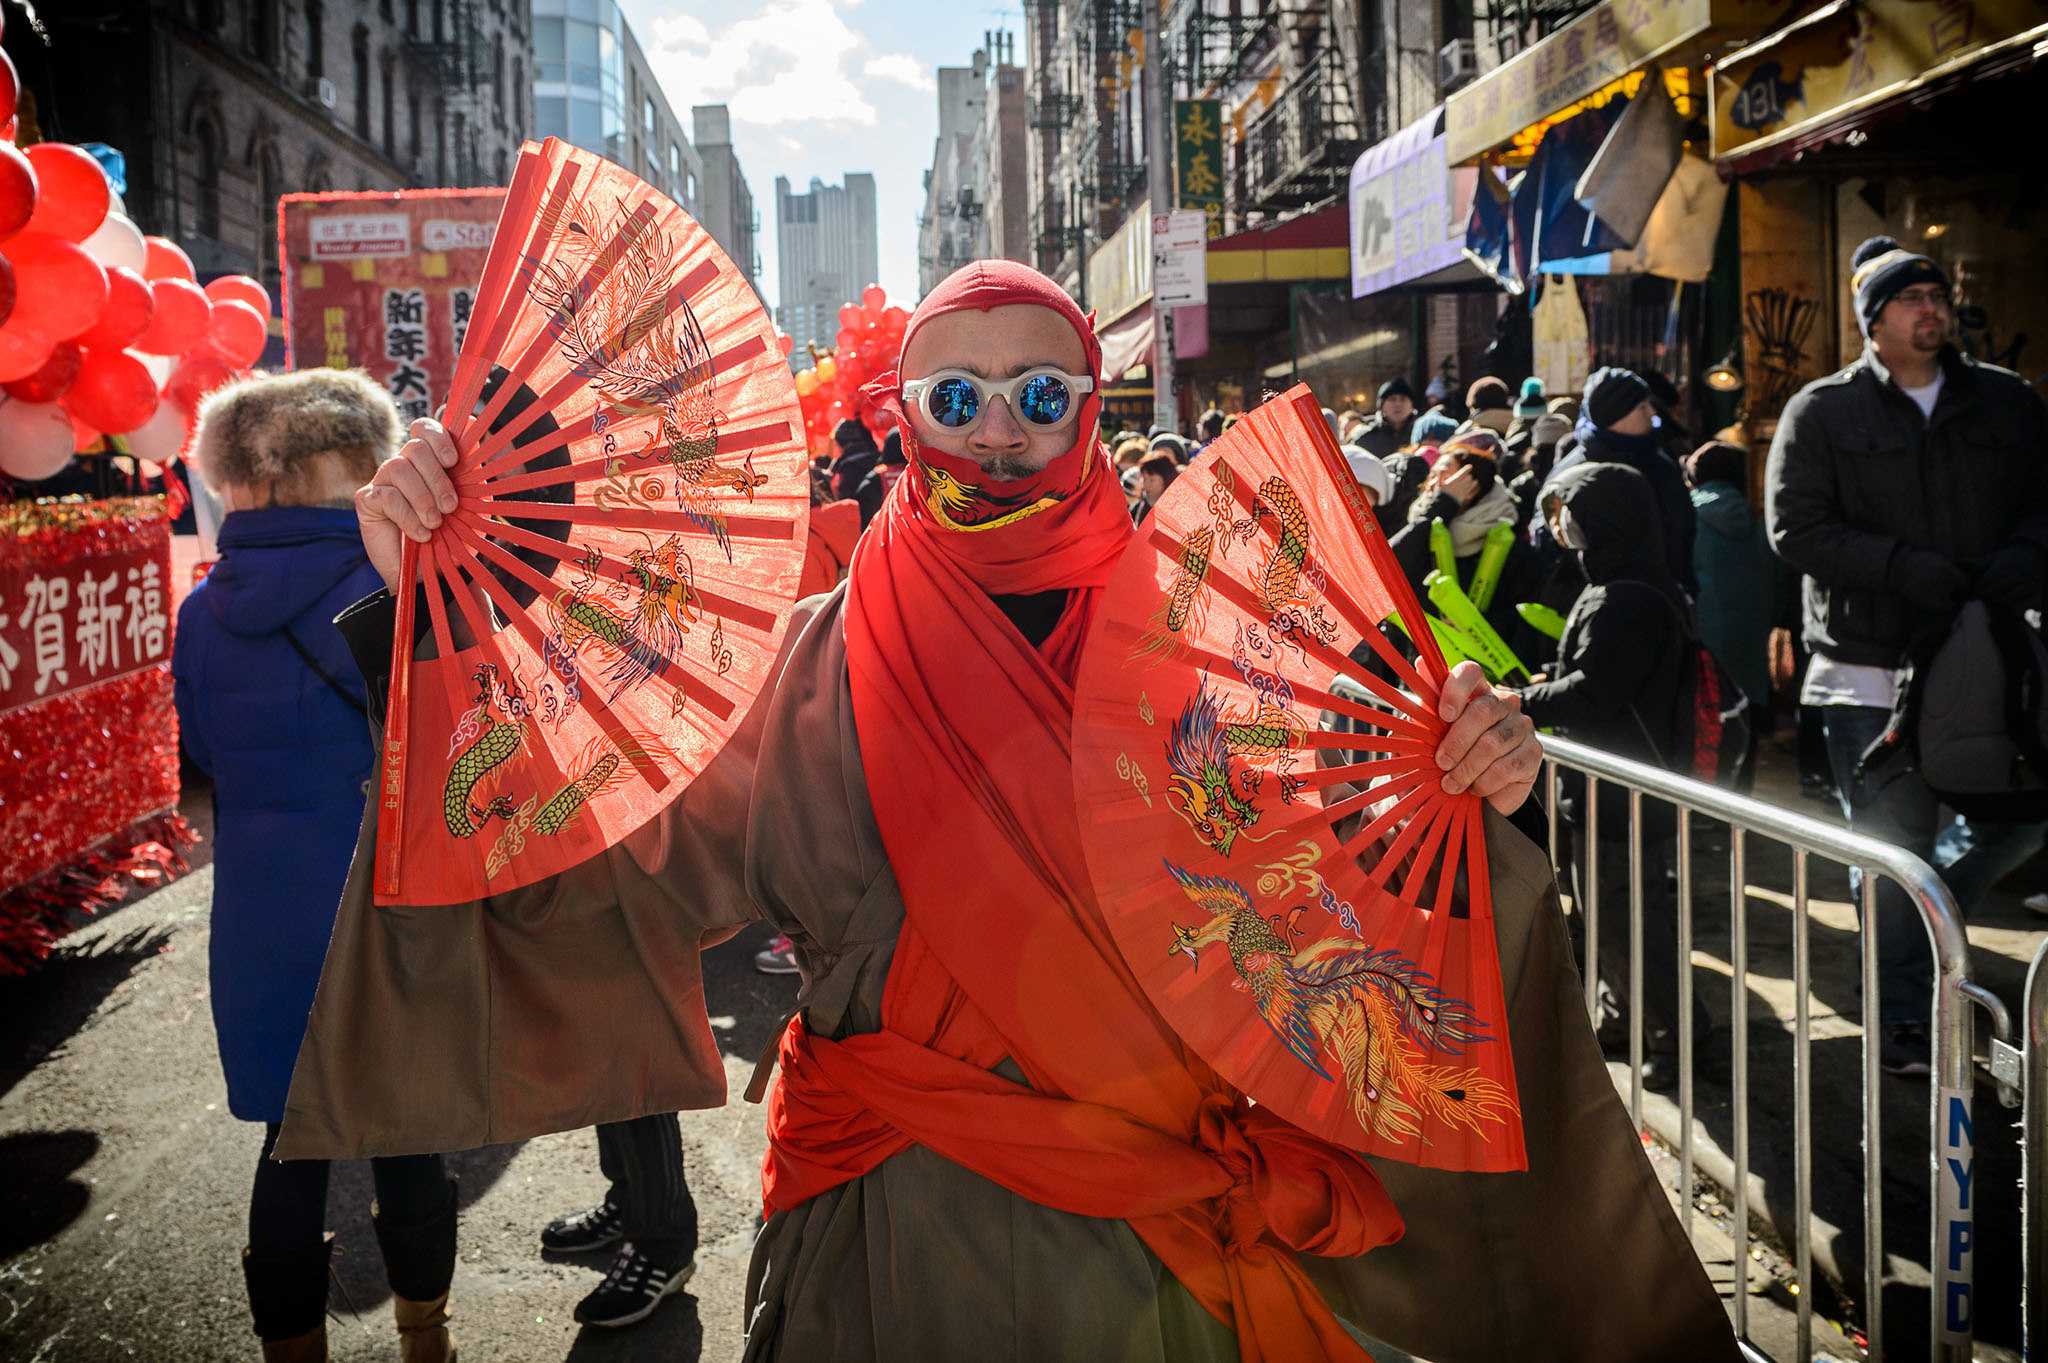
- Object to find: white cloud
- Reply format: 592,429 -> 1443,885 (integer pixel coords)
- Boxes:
644,1 -> 880,128
862,53 -> 933,92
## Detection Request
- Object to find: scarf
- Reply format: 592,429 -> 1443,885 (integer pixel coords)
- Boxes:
763,261 -> 1398,1361
1443,481 -> 1520,557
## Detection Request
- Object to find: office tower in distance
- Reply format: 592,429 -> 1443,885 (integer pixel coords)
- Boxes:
775,172 -> 878,368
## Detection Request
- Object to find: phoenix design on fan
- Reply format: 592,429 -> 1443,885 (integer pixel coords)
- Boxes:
527,193 -> 766,561
1164,861 -> 1517,1144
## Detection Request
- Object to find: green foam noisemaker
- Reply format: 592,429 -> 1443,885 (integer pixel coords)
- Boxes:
1469,522 -> 1516,611
1426,568 -> 1529,682
1516,600 -> 1567,640
1429,518 -> 1456,580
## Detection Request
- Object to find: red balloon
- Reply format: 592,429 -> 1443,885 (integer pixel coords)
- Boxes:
75,266 -> 152,351
68,408 -> 99,451
204,274 -> 272,317
3,340 -> 79,402
66,346 -> 159,434
198,298 -> 267,368
0,51 -> 16,131
838,302 -> 862,330
166,352 -> 236,414
776,331 -> 794,357
23,144 -> 110,243
135,276 -> 211,355
862,284 -> 886,312
143,236 -> 196,283
0,142 -> 34,246
0,249 -> 13,330
0,231 -> 109,343
0,322 -> 48,381
882,306 -> 908,332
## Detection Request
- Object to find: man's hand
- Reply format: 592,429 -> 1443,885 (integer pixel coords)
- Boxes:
1440,464 -> 1481,506
1434,660 -> 1543,814
1976,544 -> 2046,613
356,418 -> 460,593
1768,626 -> 1796,690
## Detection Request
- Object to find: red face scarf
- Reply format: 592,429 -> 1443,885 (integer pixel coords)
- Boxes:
765,261 -> 1397,1363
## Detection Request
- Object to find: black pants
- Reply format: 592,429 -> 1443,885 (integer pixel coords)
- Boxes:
250,1122 -> 446,1255
597,1113 -> 697,1266
1564,799 -> 1712,1046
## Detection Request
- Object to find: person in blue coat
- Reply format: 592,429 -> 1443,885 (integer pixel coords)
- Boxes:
173,369 -> 457,1363
1683,440 -> 1790,718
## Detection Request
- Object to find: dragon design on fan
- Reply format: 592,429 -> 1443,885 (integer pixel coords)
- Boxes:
444,663 -> 531,839
1164,861 -> 1518,1144
1162,676 -> 1306,857
546,538 -> 699,709
1129,462 -> 1236,668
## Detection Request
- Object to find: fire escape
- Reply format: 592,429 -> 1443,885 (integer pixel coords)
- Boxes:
1025,0 -> 1086,278
1073,0 -> 1147,236
407,0 -> 489,186
1474,0 -> 1603,62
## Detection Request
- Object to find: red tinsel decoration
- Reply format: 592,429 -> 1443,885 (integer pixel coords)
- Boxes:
0,811 -> 197,975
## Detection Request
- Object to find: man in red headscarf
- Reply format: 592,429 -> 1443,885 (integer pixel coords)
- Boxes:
291,262 -> 1736,1362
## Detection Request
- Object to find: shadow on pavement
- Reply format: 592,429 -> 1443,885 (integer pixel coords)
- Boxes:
0,924 -> 176,1105
563,1292 -> 705,1360
0,1128 -> 101,1258
325,1140 -> 528,1311
702,924 -> 800,1065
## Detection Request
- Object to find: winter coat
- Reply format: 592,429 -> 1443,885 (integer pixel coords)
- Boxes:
1387,484 -> 1547,668
854,459 -> 908,527
800,499 -> 863,599
1690,479 -> 1789,707
1546,427 -> 1697,596
171,507 -> 384,1123
1379,451 -> 1431,532
1765,345 -> 2048,668
1354,411 -> 1415,459
1518,462 -> 1690,768
831,431 -> 882,502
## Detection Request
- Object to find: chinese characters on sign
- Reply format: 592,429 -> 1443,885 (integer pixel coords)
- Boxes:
1175,99 -> 1224,239
282,189 -> 506,419
1,536 -> 169,713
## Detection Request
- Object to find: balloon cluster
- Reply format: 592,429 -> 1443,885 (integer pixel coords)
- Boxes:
0,135 -> 274,483
787,284 -> 909,460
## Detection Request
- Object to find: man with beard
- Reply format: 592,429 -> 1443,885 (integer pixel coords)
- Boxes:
1767,235 -> 2048,1075
286,262 -> 1736,1361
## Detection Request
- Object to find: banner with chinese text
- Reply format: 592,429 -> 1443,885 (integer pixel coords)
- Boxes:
279,189 -> 506,422
1175,100 -> 1224,239
1,498 -> 178,892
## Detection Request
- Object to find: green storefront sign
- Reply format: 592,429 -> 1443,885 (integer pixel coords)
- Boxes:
1175,99 -> 1223,239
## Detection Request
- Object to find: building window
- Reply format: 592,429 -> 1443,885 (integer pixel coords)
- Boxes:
405,0 -> 418,37
492,34 -> 505,126
436,98 -> 447,182
534,17 -> 563,82
496,147 -> 508,185
408,91 -> 422,166
248,0 -> 277,64
432,0 -> 445,44
644,96 -> 655,136
305,0 -> 324,81
454,112 -> 468,182
194,119 -> 221,239
380,0 -> 393,18
670,144 -> 681,193
353,26 -> 370,139
511,57 -> 524,132
381,53 -> 396,158
258,147 -> 282,280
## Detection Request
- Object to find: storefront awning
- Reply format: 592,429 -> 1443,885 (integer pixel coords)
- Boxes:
1444,0 -> 1796,165
1349,108 -> 1483,298
1097,308 -> 1154,385
1205,202 -> 1350,285
1711,0 -> 2048,173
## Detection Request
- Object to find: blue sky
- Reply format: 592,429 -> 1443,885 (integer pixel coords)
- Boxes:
622,0 -> 1016,314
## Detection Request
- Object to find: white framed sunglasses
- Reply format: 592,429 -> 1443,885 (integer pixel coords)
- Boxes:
900,366 -> 1095,434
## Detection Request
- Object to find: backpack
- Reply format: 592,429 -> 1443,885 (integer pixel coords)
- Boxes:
1615,582 -> 1754,788
1859,600 -> 2048,822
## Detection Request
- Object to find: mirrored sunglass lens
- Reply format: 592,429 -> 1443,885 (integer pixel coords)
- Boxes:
1017,374 -> 1072,425
928,376 -> 980,428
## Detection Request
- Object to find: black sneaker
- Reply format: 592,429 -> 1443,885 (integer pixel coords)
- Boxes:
1880,1021 -> 1932,1077
573,1242 -> 694,1328
541,1199 -> 623,1254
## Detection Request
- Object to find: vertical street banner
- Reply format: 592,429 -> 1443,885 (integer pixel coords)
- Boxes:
1175,99 -> 1224,239
279,189 -> 507,420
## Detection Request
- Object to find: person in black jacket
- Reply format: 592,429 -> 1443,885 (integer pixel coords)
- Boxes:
1385,431 -> 1545,670
1766,234 -> 2048,1075
1544,368 -> 1697,595
854,429 -> 907,527
828,417 -> 881,502
1353,378 -> 1417,457
1519,461 -> 1712,1087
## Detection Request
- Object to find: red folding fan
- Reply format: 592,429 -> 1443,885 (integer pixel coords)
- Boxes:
1072,387 -> 1525,1171
373,138 -> 808,906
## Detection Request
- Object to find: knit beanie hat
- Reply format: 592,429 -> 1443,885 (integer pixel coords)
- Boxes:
1684,440 -> 1747,490
1466,376 -> 1513,412
1530,411 -> 1572,450
833,417 -> 871,449
1850,235 -> 1949,337
1581,366 -> 1652,430
1411,408 -> 1460,445
1377,376 -> 1416,404
1343,445 -> 1395,504
1514,377 -> 1547,418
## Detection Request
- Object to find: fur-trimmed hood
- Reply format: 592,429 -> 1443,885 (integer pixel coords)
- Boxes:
192,368 -> 401,494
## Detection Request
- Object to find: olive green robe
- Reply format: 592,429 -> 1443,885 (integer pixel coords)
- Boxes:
281,589 -> 1738,1362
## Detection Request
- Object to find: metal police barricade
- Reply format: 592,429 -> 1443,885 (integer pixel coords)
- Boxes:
1323,676 -> 2009,1363
2021,936 -> 2048,1357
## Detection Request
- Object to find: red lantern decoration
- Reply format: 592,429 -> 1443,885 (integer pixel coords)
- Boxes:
142,235 -> 196,283
203,274 -> 272,318
165,352 -> 237,414
135,276 -> 212,355
0,323 -> 48,382
0,231 -> 109,344
23,144 -> 111,243
75,265 -> 153,352
197,297 -> 267,368
0,50 -> 17,131
66,346 -> 159,435
0,141 -> 32,246
862,283 -> 886,312
2,340 -> 80,402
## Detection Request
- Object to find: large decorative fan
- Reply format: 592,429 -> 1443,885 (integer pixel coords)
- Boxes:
1072,388 -> 1525,1171
373,139 -> 808,906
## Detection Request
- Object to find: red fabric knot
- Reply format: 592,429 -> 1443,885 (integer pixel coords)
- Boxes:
1197,1096 -> 1407,1262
